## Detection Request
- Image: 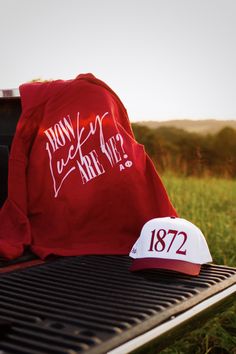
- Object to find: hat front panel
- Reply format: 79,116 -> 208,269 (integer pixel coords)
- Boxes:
130,217 -> 211,264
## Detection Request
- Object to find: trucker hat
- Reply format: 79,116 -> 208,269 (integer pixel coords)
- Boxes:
129,217 -> 212,276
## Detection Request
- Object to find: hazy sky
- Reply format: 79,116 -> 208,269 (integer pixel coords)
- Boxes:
1,0 -> 235,121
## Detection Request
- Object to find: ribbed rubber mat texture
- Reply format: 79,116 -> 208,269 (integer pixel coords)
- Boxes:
0,256 -> 235,354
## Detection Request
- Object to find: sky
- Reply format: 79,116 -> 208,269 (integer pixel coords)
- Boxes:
0,0 -> 235,121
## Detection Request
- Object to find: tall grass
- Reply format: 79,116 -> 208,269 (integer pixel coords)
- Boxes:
159,173 -> 236,354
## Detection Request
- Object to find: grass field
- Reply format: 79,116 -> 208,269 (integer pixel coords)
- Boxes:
158,174 -> 236,354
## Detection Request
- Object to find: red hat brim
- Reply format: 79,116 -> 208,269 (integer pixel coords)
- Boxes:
130,258 -> 201,276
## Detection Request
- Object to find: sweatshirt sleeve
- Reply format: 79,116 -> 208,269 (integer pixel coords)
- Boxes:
0,83 -> 46,259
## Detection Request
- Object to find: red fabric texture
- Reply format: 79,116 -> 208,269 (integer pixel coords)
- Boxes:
0,73 -> 177,260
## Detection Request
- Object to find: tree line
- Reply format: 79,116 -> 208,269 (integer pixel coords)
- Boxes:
132,124 -> 236,178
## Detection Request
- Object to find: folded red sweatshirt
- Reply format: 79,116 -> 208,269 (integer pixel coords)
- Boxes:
0,73 -> 177,259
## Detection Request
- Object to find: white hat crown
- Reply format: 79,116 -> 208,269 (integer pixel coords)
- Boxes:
130,217 -> 212,265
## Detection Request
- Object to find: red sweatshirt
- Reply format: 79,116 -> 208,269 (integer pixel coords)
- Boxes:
0,73 -> 177,260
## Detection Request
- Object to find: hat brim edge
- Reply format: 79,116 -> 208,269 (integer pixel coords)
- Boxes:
130,258 -> 201,276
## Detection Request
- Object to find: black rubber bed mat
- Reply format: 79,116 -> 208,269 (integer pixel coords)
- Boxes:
0,255 -> 235,354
